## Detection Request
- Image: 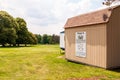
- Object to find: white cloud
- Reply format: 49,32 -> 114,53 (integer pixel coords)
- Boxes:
0,0 -> 104,35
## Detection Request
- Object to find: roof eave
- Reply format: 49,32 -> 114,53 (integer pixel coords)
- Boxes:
64,21 -> 108,29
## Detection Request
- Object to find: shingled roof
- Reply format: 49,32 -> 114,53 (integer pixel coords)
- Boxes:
64,5 -> 120,29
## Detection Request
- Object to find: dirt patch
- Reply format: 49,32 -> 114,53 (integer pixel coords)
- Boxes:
67,76 -> 107,80
57,55 -> 65,59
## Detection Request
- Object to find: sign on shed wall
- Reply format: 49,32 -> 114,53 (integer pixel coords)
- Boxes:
76,32 -> 86,57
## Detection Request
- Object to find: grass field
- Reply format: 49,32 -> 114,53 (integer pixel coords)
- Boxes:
0,45 -> 120,80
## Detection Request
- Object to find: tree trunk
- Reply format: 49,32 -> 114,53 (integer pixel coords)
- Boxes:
17,44 -> 20,47
9,44 -> 12,47
2,44 -> 5,47
25,44 -> 27,47
13,44 -> 16,47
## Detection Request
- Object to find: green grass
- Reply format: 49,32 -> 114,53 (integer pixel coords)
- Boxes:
0,45 -> 120,80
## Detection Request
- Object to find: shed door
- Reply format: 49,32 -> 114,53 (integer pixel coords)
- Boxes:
76,32 -> 86,57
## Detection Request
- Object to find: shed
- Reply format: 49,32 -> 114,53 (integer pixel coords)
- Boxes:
60,31 -> 65,50
64,5 -> 120,69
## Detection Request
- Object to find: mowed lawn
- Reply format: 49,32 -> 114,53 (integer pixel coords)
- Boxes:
0,45 -> 120,80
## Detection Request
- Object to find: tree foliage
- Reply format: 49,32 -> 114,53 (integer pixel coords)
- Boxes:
15,17 -> 28,46
35,34 -> 59,44
0,11 -> 18,46
42,34 -> 49,44
28,32 -> 38,44
35,34 -> 42,44
15,17 -> 38,46
0,11 -> 59,47
0,11 -> 37,47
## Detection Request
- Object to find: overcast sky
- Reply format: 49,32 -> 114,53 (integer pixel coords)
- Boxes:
0,0 -> 107,35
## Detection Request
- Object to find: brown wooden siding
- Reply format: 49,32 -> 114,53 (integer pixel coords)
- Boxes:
65,24 -> 107,68
107,7 -> 120,68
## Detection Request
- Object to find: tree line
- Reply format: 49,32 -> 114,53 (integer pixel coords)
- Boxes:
35,34 -> 59,44
0,11 -> 59,47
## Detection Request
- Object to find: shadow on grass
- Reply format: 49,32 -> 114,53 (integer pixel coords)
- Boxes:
60,51 -> 65,54
0,45 -> 35,48
60,49 -> 65,54
66,59 -> 120,73
109,68 -> 120,73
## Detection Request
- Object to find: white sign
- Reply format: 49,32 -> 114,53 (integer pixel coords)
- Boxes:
76,32 -> 86,57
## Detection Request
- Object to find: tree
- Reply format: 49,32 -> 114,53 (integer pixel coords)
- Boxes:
0,11 -> 18,46
42,34 -> 49,44
35,34 -> 60,44
48,35 -> 52,44
103,0 -> 120,6
35,34 -> 42,44
54,35 -> 59,44
0,11 -> 36,47
50,34 -> 59,44
28,32 -> 38,44
15,17 -> 29,46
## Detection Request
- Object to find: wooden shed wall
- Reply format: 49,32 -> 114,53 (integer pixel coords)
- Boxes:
65,24 -> 107,68
107,7 -> 120,68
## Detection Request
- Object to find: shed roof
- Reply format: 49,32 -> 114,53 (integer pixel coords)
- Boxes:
64,5 -> 120,29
